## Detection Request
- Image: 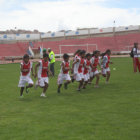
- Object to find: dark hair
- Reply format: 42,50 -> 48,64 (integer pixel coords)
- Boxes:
23,54 -> 29,59
43,53 -> 49,58
74,49 -> 81,56
134,42 -> 138,48
105,49 -> 111,54
80,50 -> 86,55
86,53 -> 91,58
101,49 -> 111,58
63,53 -> 69,59
92,50 -> 100,56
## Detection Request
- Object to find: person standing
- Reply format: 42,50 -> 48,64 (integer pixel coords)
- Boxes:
48,48 -> 55,76
132,43 -> 140,73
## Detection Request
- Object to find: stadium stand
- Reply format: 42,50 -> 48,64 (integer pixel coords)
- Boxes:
0,25 -> 140,59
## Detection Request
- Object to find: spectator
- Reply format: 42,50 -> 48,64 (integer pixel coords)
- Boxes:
48,48 -> 55,76
132,43 -> 140,73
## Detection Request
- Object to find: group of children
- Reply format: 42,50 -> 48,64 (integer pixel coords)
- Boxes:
18,49 -> 112,98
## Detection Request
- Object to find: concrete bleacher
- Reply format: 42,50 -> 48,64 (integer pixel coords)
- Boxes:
0,32 -> 140,58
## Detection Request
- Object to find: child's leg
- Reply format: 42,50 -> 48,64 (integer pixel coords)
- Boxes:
64,80 -> 71,89
20,87 -> 24,96
106,71 -> 110,82
57,84 -> 62,93
78,79 -> 84,90
95,74 -> 100,87
83,81 -> 88,89
43,82 -> 49,95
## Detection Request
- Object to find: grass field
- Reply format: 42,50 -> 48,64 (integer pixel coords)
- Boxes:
0,57 -> 140,140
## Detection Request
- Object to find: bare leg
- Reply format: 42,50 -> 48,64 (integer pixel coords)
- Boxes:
106,71 -> 110,83
20,87 -> 24,96
95,74 -> 100,87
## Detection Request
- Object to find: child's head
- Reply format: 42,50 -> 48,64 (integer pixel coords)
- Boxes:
74,49 -> 81,56
43,53 -> 49,61
134,42 -> 138,48
93,50 -> 100,57
86,53 -> 91,60
23,54 -> 29,63
105,49 -> 111,55
79,50 -> 86,58
63,53 -> 69,62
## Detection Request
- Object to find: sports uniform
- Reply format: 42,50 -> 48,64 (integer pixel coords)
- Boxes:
83,59 -> 90,82
73,55 -> 82,81
18,61 -> 33,87
78,57 -> 85,80
102,54 -> 110,75
90,56 -> 99,77
38,59 -> 49,87
58,61 -> 71,84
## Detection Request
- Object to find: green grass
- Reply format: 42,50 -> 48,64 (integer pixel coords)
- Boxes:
0,57 -> 140,140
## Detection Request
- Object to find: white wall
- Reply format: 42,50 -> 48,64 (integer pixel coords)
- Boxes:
0,25 -> 139,41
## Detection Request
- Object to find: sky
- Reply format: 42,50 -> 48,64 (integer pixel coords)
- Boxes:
0,0 -> 140,32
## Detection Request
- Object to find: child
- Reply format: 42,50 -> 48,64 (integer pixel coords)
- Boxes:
90,50 -> 100,88
102,49 -> 112,83
72,50 -> 85,91
77,50 -> 86,91
57,54 -> 71,93
18,54 -> 34,98
71,49 -> 81,82
35,53 -> 52,97
83,53 -> 93,89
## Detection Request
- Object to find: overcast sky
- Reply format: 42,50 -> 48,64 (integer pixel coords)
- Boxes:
0,0 -> 140,32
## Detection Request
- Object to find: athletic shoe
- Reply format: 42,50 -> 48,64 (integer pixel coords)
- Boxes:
82,86 -> 86,89
94,85 -> 99,88
19,95 -> 24,99
40,93 -> 44,97
64,83 -> 68,90
105,81 -> 109,84
42,94 -> 47,98
77,88 -> 81,91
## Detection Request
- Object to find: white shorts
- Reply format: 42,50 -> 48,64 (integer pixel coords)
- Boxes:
90,70 -> 99,77
79,73 -> 84,80
18,76 -> 34,87
102,67 -> 110,75
58,74 -> 71,85
84,73 -> 90,82
74,73 -> 82,81
38,77 -> 49,87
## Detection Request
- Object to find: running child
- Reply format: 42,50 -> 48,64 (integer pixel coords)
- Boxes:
34,53 -> 52,97
102,49 -> 112,83
90,50 -> 100,88
18,54 -> 34,98
57,54 -> 71,93
71,49 -> 81,82
83,53 -> 93,89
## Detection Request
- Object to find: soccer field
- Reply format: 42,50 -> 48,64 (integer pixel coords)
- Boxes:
0,57 -> 140,140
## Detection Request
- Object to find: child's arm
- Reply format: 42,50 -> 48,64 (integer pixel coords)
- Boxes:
34,62 -> 40,78
72,59 -> 79,73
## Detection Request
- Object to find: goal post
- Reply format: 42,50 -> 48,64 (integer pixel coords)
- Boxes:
59,44 -> 98,58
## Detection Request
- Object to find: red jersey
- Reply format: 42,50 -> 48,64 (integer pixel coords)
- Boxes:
91,56 -> 99,72
61,61 -> 70,74
84,59 -> 91,75
39,60 -> 49,78
21,61 -> 32,76
78,57 -> 85,73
